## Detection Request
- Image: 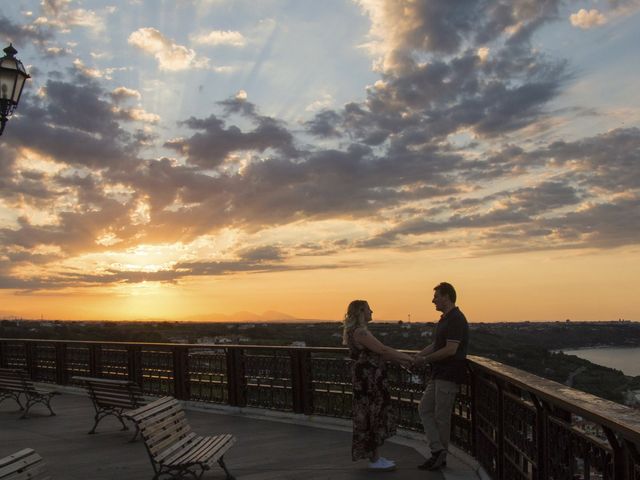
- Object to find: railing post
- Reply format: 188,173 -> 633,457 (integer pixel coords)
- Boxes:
529,393 -> 548,480
0,340 -> 6,368
604,427 -> 628,479
55,342 -> 67,384
496,379 -> 505,480
89,344 -> 102,377
24,340 -> 37,380
226,347 -> 246,407
291,349 -> 313,415
173,346 -> 190,400
127,345 -> 142,386
624,440 -> 639,480
468,364 -> 478,458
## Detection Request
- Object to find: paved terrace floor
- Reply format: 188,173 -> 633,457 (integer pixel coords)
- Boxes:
1,387 -> 478,480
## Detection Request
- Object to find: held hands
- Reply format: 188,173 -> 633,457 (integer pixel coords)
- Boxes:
411,354 -> 427,368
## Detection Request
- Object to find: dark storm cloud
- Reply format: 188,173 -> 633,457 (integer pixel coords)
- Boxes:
238,245 -> 284,262
303,110 -> 343,138
537,128 -> 640,190
167,98 -> 298,168
359,127 -> 640,251
0,15 -> 53,45
9,73 -> 141,170
338,0 -> 570,148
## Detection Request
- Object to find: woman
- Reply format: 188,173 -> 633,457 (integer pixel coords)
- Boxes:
343,299 -> 413,471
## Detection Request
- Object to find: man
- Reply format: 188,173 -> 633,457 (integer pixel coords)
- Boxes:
413,282 -> 469,471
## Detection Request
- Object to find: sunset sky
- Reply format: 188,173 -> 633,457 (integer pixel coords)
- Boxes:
1,0 -> 639,323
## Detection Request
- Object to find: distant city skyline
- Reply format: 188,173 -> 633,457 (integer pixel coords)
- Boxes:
1,1 -> 639,322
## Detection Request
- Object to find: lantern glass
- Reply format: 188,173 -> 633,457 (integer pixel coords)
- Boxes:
0,46 -> 29,107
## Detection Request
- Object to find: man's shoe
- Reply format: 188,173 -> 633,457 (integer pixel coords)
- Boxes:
417,450 -> 447,470
368,457 -> 396,471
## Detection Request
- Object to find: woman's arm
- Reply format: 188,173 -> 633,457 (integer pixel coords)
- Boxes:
353,328 -> 413,364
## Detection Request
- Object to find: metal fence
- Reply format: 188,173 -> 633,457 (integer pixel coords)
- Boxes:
1,338 -> 638,479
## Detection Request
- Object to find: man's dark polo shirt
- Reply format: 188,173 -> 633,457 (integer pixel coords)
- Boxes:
431,306 -> 469,384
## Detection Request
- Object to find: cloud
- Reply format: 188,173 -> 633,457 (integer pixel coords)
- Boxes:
7,72 -> 143,173
191,30 -> 246,47
35,0 -> 106,32
0,14 -> 53,45
355,0 -> 561,73
569,9 -> 606,29
303,110 -> 343,138
110,87 -> 142,103
112,107 -> 161,124
166,97 -> 298,167
128,27 -> 209,71
305,94 -> 334,112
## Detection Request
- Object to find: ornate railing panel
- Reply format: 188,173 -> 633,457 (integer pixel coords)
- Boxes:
189,347 -> 228,404
100,345 -> 129,380
140,346 -> 174,396
244,349 -> 293,411
0,340 -> 27,369
32,342 -> 57,383
309,353 -> 352,417
1,339 -> 638,480
65,344 -> 91,382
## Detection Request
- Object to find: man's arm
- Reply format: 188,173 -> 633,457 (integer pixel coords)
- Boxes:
417,342 -> 435,357
353,328 -> 413,364
415,340 -> 459,365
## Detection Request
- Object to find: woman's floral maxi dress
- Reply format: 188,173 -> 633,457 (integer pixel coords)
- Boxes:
347,329 -> 396,460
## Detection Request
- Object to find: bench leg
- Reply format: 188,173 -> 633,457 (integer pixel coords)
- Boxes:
128,423 -> 140,442
20,399 -> 33,419
218,456 -> 235,480
153,466 -> 201,480
89,411 -> 105,433
44,395 -> 56,416
0,393 -> 24,411
117,413 -> 129,431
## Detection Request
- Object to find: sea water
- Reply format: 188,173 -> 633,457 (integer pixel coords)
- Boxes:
562,346 -> 640,377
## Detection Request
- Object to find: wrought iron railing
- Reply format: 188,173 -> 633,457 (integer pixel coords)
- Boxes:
1,338 -> 638,479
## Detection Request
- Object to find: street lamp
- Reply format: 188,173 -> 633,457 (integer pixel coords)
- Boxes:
0,44 -> 31,136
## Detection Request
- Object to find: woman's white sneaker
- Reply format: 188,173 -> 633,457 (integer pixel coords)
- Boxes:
368,457 -> 396,471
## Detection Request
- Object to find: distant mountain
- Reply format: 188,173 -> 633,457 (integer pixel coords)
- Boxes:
180,310 -> 298,322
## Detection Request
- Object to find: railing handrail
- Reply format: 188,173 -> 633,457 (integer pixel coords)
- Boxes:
0,338 -> 349,353
469,355 -> 640,444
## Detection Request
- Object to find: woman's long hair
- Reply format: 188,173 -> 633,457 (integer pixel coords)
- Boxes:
342,299 -> 369,345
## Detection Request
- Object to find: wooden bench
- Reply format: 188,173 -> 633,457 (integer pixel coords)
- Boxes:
72,375 -> 146,441
0,368 -> 59,419
0,448 -> 49,480
124,396 -> 236,480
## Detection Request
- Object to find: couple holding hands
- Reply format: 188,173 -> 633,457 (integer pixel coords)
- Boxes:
343,282 -> 469,472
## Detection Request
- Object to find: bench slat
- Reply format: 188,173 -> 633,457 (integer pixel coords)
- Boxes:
137,403 -> 184,430
167,434 -> 234,466
73,376 -> 133,386
126,396 -> 175,422
153,433 -> 198,463
140,411 -> 187,438
0,449 -> 47,480
147,420 -> 193,457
